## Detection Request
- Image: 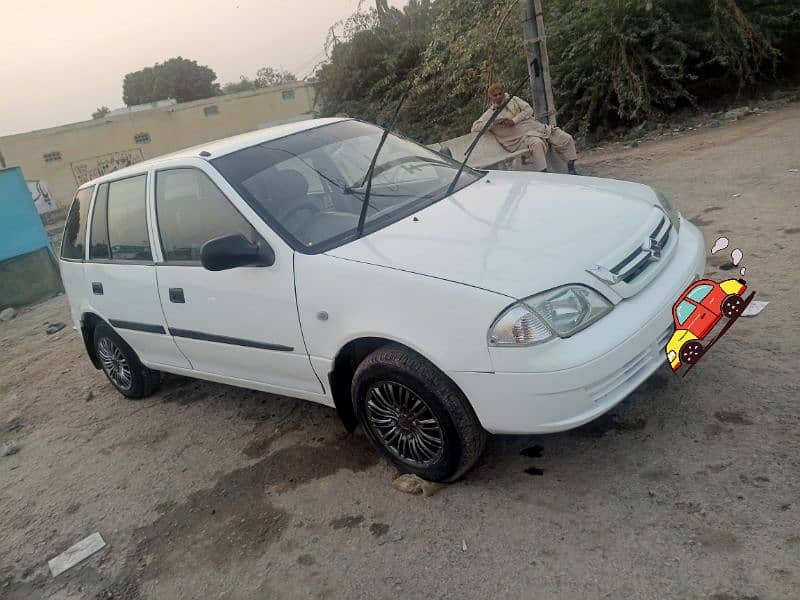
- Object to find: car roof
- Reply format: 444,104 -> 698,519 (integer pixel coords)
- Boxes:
79,117 -> 349,189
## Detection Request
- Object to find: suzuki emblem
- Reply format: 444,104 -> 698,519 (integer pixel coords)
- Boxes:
646,236 -> 662,261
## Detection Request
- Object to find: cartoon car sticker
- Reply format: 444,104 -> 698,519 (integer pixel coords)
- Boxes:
665,277 -> 755,372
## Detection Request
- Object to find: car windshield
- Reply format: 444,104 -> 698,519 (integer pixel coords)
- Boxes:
212,120 -> 483,253
676,300 -> 695,325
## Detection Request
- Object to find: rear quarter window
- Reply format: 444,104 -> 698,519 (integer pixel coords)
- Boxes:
61,186 -> 94,260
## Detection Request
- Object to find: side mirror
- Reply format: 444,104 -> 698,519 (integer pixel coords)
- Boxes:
200,234 -> 275,271
438,146 -> 453,159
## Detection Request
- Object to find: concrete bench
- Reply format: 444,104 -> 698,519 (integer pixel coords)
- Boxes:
428,132 -> 527,170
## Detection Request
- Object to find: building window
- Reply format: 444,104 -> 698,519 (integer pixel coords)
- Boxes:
43,151 -> 62,163
203,105 -> 219,116
281,90 -> 295,101
134,132 -> 151,144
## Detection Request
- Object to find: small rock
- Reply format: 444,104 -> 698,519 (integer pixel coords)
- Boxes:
46,322 -> 66,335
377,532 -> 404,545
0,307 -> 17,322
461,539 -> 468,552
421,480 -> 445,497
85,391 -> 94,402
708,120 -> 722,129
1,441 -> 19,457
723,106 -> 750,120
392,474 -> 423,495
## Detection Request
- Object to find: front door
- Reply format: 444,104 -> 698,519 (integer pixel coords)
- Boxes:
151,166 -> 322,395
676,299 -> 716,339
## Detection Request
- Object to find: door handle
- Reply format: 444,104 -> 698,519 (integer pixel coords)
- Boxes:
169,288 -> 185,303
92,282 -> 103,295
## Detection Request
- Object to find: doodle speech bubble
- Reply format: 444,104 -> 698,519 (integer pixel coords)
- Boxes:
711,237 -> 729,254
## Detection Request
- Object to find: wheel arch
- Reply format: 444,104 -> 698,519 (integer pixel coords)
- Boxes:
80,311 -> 108,369
327,335 -> 459,433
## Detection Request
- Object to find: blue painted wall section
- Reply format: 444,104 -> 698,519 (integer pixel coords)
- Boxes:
0,167 -> 52,261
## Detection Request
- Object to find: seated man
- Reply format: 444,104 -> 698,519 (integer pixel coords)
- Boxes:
471,82 -> 578,174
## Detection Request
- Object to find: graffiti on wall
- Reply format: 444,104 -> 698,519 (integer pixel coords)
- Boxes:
71,149 -> 145,185
26,180 -> 57,214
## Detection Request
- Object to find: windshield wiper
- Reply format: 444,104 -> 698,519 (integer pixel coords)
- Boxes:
356,91 -> 409,238
444,72 -> 532,196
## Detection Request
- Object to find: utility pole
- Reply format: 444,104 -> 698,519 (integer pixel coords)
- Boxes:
520,0 -> 556,126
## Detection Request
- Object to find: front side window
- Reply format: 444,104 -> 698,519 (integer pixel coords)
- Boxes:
212,120 -> 482,253
61,186 -> 94,259
676,300 -> 696,325
107,175 -> 152,261
155,168 -> 257,263
687,284 -> 713,303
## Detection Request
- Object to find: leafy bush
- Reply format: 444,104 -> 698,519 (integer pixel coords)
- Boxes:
314,0 -> 800,142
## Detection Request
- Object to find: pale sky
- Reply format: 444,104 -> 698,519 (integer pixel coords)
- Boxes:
0,0 -> 403,136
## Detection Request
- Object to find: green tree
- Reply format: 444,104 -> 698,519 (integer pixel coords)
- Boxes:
122,57 -> 220,106
254,67 -> 298,87
222,76 -> 257,94
91,106 -> 110,119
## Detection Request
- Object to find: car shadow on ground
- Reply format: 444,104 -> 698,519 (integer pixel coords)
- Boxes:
152,366 -> 678,488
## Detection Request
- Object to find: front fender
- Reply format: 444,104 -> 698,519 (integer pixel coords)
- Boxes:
295,253 -> 511,374
665,328 -> 697,370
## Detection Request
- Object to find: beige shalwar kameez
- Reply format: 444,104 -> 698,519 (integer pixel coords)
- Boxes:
471,94 -> 577,171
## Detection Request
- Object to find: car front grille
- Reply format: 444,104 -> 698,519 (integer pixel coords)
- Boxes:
610,216 -> 672,284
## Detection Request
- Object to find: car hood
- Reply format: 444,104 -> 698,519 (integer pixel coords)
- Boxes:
326,170 -> 671,301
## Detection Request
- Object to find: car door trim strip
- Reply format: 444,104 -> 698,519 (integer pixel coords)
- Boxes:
109,320 -> 166,334
168,328 -> 294,352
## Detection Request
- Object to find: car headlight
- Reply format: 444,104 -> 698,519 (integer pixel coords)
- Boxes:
488,285 -> 613,347
488,303 -> 554,347
667,350 -> 677,363
654,188 -> 681,231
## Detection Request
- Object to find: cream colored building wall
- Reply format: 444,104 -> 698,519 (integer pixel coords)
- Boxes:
0,83 -> 317,210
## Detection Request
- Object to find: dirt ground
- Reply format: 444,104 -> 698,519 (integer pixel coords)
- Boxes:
1,102 -> 799,600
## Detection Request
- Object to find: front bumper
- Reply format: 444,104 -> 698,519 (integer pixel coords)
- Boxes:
450,219 -> 706,435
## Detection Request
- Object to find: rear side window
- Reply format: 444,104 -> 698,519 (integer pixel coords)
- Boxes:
61,186 -> 94,259
89,184 -> 110,259
107,175 -> 152,261
155,168 -> 257,263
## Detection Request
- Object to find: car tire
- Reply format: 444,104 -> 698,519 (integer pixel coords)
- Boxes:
352,344 -> 486,482
93,323 -> 160,399
721,294 -> 745,318
679,340 -> 704,365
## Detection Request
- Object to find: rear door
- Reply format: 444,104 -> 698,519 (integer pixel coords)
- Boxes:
151,165 -> 322,395
84,174 -> 190,369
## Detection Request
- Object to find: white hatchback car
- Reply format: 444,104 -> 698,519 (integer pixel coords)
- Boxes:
59,118 -> 705,481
